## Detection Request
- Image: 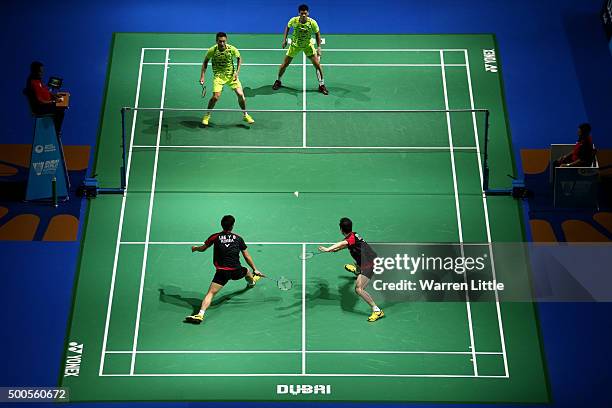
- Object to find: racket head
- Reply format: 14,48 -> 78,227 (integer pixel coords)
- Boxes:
276,276 -> 293,291
201,84 -> 207,97
298,251 -> 315,260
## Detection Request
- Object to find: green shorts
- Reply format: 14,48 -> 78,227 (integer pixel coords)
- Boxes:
286,42 -> 316,58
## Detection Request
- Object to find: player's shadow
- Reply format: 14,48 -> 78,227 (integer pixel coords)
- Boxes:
136,117 -> 251,137
325,84 -> 372,102
195,123 -> 251,130
275,276 -> 365,317
175,119 -> 251,131
243,85 -> 300,97
158,285 -> 253,315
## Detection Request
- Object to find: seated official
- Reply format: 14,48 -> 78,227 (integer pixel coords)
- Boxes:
554,123 -> 594,168
24,61 -> 66,135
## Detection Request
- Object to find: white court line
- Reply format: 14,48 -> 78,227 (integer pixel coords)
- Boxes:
129,48 -> 170,376
302,244 -> 307,374
100,373 -> 508,378
142,62 -> 467,67
100,46 -> 505,379
119,241 -> 496,246
131,145 -> 478,150
125,107 -> 487,113
105,350 -> 503,355
464,49 -> 509,377
98,47 -> 145,376
440,50 -> 478,377
302,52 -> 307,147
143,47 -> 469,52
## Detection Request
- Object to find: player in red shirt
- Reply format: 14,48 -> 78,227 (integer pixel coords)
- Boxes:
318,217 -> 384,322
186,215 -> 264,324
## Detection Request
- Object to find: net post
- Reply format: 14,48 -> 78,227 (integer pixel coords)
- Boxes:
483,109 -> 490,192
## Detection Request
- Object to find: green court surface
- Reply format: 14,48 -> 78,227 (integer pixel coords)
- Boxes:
61,33 -> 549,403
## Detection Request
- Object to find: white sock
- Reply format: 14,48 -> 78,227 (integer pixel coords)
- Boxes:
316,70 -> 324,86
198,310 -> 206,316
372,306 -> 380,312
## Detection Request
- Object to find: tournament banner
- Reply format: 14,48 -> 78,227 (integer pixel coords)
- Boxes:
25,116 -> 68,201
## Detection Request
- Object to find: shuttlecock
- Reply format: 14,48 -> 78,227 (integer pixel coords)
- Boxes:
294,191 -> 299,197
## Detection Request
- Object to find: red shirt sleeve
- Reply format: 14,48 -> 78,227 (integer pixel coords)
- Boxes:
30,79 -> 52,103
571,142 -> 581,162
203,233 -> 218,249
346,233 -> 356,246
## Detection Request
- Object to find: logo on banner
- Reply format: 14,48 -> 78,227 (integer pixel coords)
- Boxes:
32,162 -> 44,176
34,144 -> 44,154
483,49 -> 498,73
64,342 -> 84,377
43,160 -> 59,175
44,144 -> 57,152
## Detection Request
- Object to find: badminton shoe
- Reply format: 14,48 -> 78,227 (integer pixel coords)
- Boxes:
201,113 -> 211,126
243,113 -> 255,124
247,274 -> 261,287
344,264 -> 358,275
185,314 -> 204,324
367,310 -> 385,322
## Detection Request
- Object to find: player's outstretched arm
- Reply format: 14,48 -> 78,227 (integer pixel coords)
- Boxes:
191,244 -> 208,252
318,240 -> 349,253
242,249 -> 265,277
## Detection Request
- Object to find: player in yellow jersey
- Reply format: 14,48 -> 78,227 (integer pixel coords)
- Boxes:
272,4 -> 328,95
199,32 -> 254,126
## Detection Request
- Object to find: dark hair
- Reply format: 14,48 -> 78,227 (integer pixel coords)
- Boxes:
339,217 -> 352,234
216,32 -> 227,40
221,215 -> 235,231
578,123 -> 591,138
298,4 -> 309,12
30,61 -> 43,76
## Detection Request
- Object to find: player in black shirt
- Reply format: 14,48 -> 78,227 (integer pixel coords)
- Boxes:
186,215 -> 264,324
318,217 -> 384,322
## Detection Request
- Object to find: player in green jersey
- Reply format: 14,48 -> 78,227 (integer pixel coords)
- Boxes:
272,4 -> 328,95
199,32 -> 254,126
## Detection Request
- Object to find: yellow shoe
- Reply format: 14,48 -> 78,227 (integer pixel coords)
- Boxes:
243,113 -> 255,124
367,310 -> 384,322
344,264 -> 358,275
201,113 -> 211,126
247,274 -> 261,287
185,314 -> 204,324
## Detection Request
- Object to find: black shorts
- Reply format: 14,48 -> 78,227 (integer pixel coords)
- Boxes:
212,267 -> 248,286
358,263 -> 375,279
